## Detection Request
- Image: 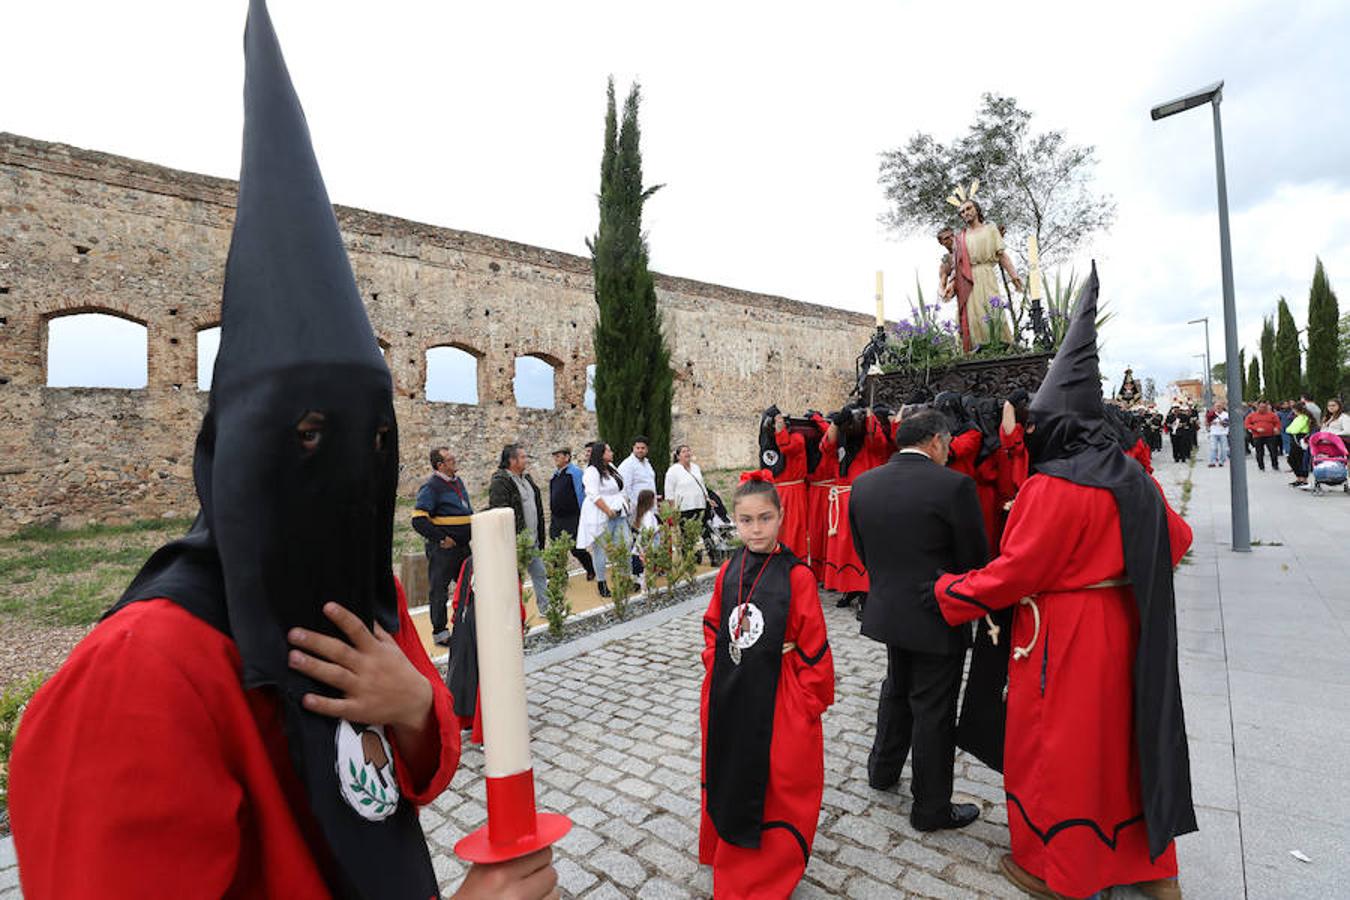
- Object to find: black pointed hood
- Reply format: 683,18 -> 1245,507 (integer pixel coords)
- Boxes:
111,2 -> 436,895
1027,263 -> 1197,860
758,405 -> 786,476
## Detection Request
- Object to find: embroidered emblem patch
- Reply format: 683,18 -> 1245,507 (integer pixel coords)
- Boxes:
760,449 -> 780,468
727,602 -> 765,665
336,719 -> 399,821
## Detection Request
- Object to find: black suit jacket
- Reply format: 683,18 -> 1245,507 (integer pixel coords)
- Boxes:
849,451 -> 990,655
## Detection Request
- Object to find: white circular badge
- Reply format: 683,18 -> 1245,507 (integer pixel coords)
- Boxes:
760,449 -> 780,468
727,603 -> 765,650
335,720 -> 400,821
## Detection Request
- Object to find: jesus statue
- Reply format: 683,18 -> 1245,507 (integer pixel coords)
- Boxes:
941,181 -> 1022,352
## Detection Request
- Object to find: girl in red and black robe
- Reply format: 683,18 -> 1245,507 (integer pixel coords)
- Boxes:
933,267 -> 1196,900
700,474 -> 834,900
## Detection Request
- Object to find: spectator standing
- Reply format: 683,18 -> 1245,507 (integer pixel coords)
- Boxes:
412,446 -> 473,646
549,447 -> 596,580
1286,402 -> 1317,488
1243,401 -> 1284,472
1277,401 -> 1295,457
1301,393 -> 1323,424
488,444 -> 550,615
1321,398 -> 1348,436
664,444 -> 713,559
617,436 -> 657,524
1207,404 -> 1230,467
578,442 -> 631,598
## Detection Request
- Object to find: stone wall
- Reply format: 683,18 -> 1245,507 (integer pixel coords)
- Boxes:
0,133 -> 874,534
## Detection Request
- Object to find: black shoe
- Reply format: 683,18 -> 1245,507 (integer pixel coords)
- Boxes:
911,803 -> 980,832
597,581 -> 611,598
432,630 -> 452,647
585,571 -> 596,582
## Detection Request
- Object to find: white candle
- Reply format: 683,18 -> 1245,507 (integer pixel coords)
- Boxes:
875,270 -> 885,326
1028,236 -> 1043,300
470,508 -> 532,778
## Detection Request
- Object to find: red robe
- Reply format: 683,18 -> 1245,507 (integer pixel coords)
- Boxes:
934,474 -> 1192,898
821,431 -> 870,594
1127,437 -> 1154,474
973,424 -> 1031,550
9,584 -> 458,898
773,428 -> 810,561
805,414 -> 839,581
699,561 -> 834,899
997,423 -> 1030,502
947,428 -> 983,480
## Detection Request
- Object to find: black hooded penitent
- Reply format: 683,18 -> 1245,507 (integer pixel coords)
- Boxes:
1027,263 -> 1196,860
758,405 -> 786,476
111,1 -> 436,895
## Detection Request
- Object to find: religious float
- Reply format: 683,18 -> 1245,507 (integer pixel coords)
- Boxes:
852,180 -> 1083,404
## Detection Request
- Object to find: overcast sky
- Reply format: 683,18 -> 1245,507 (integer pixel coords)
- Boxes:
10,0 -> 1349,401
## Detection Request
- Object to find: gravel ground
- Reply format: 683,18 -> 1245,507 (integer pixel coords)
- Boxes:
0,620 -> 88,692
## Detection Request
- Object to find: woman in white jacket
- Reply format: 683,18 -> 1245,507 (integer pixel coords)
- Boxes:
577,441 -> 629,598
664,444 -> 712,561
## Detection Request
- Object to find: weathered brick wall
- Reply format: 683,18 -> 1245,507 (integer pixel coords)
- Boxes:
0,133 -> 873,534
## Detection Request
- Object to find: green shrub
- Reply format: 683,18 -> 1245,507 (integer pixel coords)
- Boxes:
1,672 -> 47,817
598,530 -> 637,620
540,532 -> 575,637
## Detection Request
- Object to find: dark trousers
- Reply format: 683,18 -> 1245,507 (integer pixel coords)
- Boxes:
1254,435 -> 1282,470
1289,440 -> 1309,478
550,514 -> 595,577
426,543 -> 470,633
679,507 -> 716,559
868,646 -> 963,822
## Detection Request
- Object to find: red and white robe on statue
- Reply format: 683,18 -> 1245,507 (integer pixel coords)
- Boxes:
773,428 -> 810,561
934,474 -> 1192,898
700,553 -> 834,899
8,583 -> 458,898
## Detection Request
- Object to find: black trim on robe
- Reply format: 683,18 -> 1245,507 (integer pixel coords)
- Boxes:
1007,791 -> 1146,850
759,406 -> 787,477
762,821 -> 811,865
794,641 -> 829,667
705,547 -> 800,849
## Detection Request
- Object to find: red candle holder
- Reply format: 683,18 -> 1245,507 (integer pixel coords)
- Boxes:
454,768 -> 572,864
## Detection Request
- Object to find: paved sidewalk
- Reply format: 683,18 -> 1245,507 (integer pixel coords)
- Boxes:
1171,441 -> 1350,900
2,445 -> 1343,898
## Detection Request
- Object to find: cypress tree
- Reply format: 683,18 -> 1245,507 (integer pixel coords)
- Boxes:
589,78 -> 673,481
1259,316 -> 1276,398
1247,355 -> 1261,403
1305,258 -> 1340,403
1273,297 -> 1301,401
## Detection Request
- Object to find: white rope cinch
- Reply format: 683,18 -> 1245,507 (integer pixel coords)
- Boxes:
1011,596 -> 1041,661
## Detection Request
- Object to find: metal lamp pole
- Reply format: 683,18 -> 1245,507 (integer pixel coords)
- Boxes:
1187,316 -> 1213,409
1153,81 -> 1250,551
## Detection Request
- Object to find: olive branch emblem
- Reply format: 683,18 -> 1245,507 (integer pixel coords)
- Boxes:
347,759 -> 396,816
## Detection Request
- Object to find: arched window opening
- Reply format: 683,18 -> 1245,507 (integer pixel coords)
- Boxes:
197,326 -> 221,391
584,364 -> 597,412
514,355 -> 557,410
426,345 -> 480,404
45,312 -> 147,388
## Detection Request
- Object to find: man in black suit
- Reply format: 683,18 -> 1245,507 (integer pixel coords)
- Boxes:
849,408 -> 990,832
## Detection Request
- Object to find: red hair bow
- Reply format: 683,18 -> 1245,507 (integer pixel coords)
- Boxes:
739,469 -> 774,485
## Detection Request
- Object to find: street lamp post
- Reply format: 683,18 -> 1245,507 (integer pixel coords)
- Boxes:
1152,81 -> 1250,552
1187,316 -> 1213,409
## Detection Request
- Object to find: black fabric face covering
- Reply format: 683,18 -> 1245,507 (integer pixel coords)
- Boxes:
108,1 -> 436,895
1026,264 -> 1196,861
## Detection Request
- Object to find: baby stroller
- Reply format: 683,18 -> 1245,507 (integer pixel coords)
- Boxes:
703,488 -> 738,564
1308,431 -> 1349,495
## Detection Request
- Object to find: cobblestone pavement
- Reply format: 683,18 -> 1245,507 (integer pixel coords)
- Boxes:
6,451 -> 1316,899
